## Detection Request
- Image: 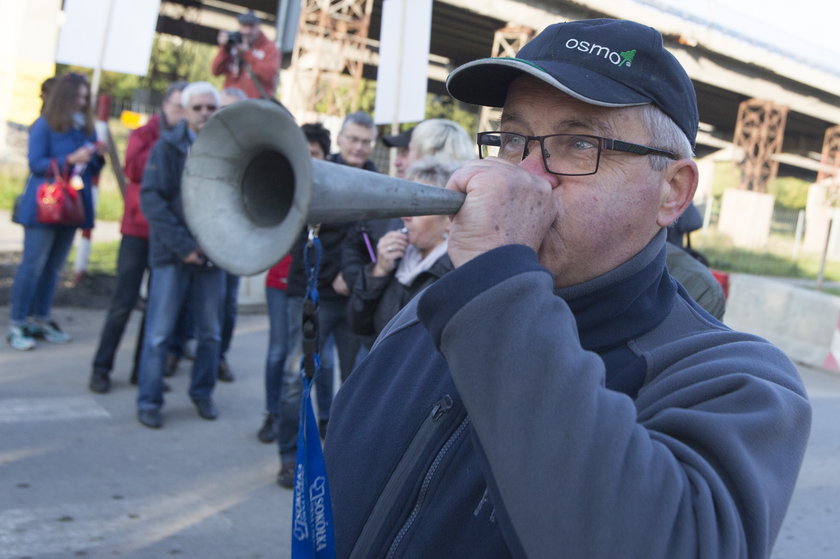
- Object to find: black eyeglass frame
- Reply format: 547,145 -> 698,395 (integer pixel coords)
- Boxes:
476,131 -> 679,176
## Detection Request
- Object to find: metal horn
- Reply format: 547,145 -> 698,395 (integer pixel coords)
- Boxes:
181,99 -> 465,276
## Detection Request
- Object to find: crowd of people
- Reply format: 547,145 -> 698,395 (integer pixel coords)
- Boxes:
5,11 -> 811,558
6,8 -> 483,490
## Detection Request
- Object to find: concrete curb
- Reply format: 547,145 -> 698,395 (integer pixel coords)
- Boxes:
724,274 -> 840,374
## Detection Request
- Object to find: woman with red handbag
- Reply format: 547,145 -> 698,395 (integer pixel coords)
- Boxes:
7,72 -> 105,351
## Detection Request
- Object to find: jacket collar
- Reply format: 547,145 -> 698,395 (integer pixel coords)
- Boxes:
160,120 -> 193,154
327,152 -> 378,172
556,229 -> 675,352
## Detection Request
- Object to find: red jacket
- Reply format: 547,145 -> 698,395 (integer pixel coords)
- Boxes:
121,114 -> 163,238
211,31 -> 280,99
266,254 -> 291,290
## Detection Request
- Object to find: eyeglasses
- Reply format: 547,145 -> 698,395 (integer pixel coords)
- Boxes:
477,131 -> 678,176
342,134 -> 374,146
191,104 -> 217,112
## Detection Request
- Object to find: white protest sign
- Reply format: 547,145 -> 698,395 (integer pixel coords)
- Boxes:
374,0 -> 433,125
56,0 -> 160,76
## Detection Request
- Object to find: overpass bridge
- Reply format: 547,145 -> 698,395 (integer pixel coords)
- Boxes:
156,0 -> 840,182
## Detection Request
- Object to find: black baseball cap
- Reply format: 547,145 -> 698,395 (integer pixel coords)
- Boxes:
382,127 -> 414,148
446,19 -> 698,147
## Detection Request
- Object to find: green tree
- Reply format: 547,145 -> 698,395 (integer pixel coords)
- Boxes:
769,176 -> 810,210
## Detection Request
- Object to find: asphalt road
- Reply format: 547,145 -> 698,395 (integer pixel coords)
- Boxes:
1,305 -> 839,558
1,307 -> 292,559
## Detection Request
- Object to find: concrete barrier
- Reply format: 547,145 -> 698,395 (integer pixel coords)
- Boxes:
724,274 -> 840,373
237,270 -> 269,308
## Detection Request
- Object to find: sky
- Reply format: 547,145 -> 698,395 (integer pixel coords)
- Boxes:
635,0 -> 840,76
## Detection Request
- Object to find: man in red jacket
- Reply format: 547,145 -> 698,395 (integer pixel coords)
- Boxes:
211,10 -> 280,100
88,81 -> 186,394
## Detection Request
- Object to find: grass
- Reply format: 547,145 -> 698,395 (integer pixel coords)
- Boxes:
67,240 -> 121,276
696,230 -> 840,283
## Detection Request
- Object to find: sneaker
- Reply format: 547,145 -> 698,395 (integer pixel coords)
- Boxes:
257,414 -> 278,444
7,326 -> 35,351
218,361 -> 235,382
277,462 -> 296,489
137,408 -> 163,429
88,372 -> 111,394
27,320 -> 72,344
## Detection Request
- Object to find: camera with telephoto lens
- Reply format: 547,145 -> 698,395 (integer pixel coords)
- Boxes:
226,31 -> 243,51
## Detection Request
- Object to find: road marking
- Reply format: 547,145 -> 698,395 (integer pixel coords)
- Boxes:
0,396 -> 110,423
0,463 -> 281,558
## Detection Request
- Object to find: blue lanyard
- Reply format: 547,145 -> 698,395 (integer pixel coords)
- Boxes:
292,227 -> 336,559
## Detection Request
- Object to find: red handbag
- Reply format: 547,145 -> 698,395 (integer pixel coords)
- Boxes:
35,159 -> 85,226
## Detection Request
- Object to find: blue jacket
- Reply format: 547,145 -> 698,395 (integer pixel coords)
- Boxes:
324,231 -> 811,559
140,121 -> 198,268
16,116 -> 104,229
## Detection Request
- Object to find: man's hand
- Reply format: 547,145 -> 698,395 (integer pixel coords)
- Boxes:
446,159 -> 557,267
183,249 -> 206,266
332,272 -> 350,296
217,30 -> 229,47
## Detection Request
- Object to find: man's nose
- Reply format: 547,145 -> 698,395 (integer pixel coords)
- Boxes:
519,141 -> 546,174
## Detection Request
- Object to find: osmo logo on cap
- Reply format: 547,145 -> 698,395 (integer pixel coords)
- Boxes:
565,38 -> 637,67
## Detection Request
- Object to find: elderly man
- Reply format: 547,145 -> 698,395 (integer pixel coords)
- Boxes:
323,19 -> 810,558
136,82 -> 225,429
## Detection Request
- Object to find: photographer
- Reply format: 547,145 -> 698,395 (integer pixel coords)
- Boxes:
211,10 -> 280,100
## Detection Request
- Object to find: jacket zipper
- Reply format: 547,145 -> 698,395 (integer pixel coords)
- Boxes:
348,395 -> 463,559
385,409 -> 471,559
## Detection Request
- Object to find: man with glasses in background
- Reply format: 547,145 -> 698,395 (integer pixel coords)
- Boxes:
324,19 -> 810,558
135,82 -> 225,429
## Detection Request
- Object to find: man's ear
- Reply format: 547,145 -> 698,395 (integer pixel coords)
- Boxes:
657,159 -> 698,228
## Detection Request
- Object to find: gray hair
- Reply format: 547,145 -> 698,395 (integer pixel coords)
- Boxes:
636,104 -> 695,171
406,155 -> 461,187
181,81 -> 221,108
341,111 -> 375,132
410,119 -> 475,162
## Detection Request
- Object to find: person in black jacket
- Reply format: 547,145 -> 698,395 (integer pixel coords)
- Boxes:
275,117 -> 374,487
341,119 -> 475,347
348,156 -> 459,337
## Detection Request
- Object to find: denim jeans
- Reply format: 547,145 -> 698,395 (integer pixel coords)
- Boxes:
136,262 -> 224,411
168,297 -> 194,358
264,287 -> 289,416
277,296 -> 349,461
220,272 -> 240,361
10,225 -> 76,324
91,234 -> 149,376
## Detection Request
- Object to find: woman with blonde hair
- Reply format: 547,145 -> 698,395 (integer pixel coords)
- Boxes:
408,118 -> 474,161
348,156 -> 460,338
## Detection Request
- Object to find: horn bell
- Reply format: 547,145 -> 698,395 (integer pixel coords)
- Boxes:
182,99 -> 464,276
182,99 -> 311,276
